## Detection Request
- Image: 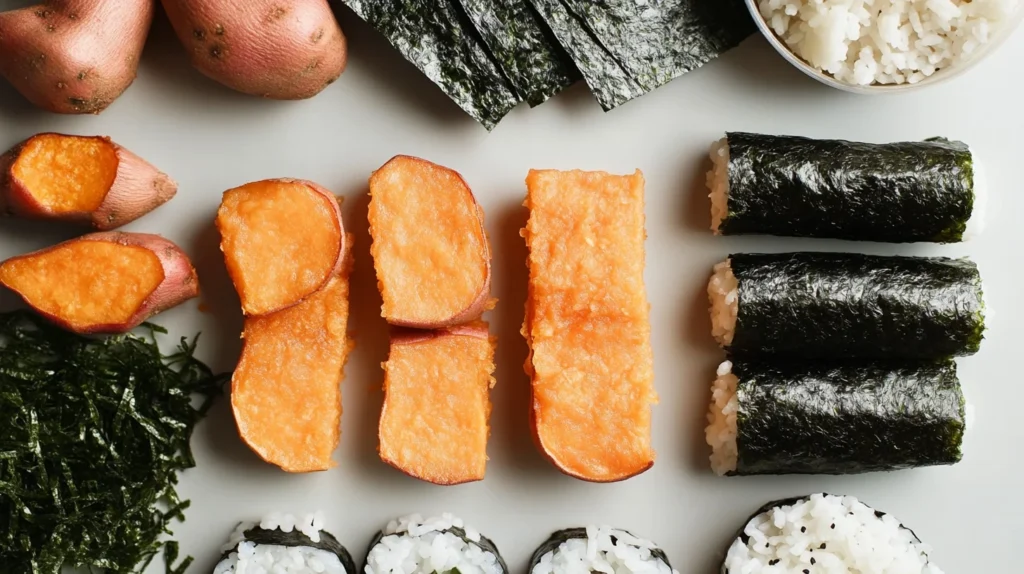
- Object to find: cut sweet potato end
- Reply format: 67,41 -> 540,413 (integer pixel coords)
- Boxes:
379,326 -> 495,484
0,240 -> 164,331
11,134 -> 118,213
218,180 -> 343,316
369,156 -> 490,327
232,266 -> 352,473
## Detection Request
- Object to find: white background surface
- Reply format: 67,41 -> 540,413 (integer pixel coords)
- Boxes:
1,3 -> 1021,572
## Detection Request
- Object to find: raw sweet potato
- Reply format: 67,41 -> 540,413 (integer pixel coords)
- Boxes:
379,323 -> 496,485
368,155 -> 493,329
522,169 -> 657,483
0,133 -> 176,229
161,0 -> 347,100
0,0 -> 154,114
0,232 -> 198,334
231,236 -> 353,472
216,178 -> 344,316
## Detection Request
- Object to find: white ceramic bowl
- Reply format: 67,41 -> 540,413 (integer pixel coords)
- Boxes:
744,0 -> 1024,93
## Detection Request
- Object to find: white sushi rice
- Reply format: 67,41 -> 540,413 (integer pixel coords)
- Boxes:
365,513 -> 503,574
708,138 -> 730,235
708,260 -> 739,347
706,361 -> 739,476
757,0 -> 1020,86
531,526 -> 678,574
723,494 -> 945,573
214,511 -> 347,574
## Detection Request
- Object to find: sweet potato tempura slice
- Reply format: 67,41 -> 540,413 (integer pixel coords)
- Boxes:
379,324 -> 496,485
523,169 -> 657,482
368,155 -> 492,328
217,179 -> 344,316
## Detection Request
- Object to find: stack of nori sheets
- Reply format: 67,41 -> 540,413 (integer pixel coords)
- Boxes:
338,0 -> 755,129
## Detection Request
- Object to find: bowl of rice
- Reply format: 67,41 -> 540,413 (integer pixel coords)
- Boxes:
748,0 -> 1024,91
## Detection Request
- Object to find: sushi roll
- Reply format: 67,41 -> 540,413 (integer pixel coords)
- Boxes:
214,511 -> 356,574
364,513 -> 508,574
530,527 -> 677,574
708,252 -> 986,359
705,359 -> 967,476
707,132 -> 982,243
722,494 -> 944,573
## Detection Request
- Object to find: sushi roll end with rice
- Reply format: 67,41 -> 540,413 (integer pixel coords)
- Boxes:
364,513 -> 508,574
722,494 -> 944,573
214,511 -> 356,574
530,526 -> 677,574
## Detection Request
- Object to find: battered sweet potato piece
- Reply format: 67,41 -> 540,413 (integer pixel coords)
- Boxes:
231,237 -> 354,473
379,323 -> 496,485
217,179 -> 344,316
522,169 -> 657,482
368,155 -> 492,328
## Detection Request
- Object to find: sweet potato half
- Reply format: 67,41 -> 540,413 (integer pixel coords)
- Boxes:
161,0 -> 347,100
522,169 -> 657,483
231,240 -> 353,473
0,0 -> 153,113
0,232 -> 199,334
0,133 -> 177,229
368,155 -> 493,329
379,323 -> 496,485
217,178 -> 345,316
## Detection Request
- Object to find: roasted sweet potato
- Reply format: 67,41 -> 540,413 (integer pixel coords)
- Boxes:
217,178 -> 344,316
0,232 -> 198,334
522,169 -> 657,483
231,236 -> 354,472
0,0 -> 154,113
161,0 -> 347,100
368,155 -> 493,329
379,323 -> 496,485
0,133 -> 176,229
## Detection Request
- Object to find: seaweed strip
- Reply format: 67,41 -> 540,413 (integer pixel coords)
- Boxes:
340,0 -> 521,129
455,0 -> 580,106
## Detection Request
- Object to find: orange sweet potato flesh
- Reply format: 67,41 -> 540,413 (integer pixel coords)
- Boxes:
13,134 -> 117,212
379,324 -> 495,485
231,239 -> 353,473
368,155 -> 492,328
217,179 -> 344,316
522,169 -> 657,483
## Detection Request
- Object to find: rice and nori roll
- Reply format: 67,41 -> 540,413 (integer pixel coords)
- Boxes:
707,133 -> 983,243
722,494 -> 944,573
364,513 -> 508,574
214,512 -> 356,574
708,252 -> 986,359
530,527 -> 677,574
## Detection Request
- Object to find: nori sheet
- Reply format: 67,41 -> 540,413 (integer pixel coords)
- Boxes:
364,524 -> 509,574
528,528 -> 673,572
340,0 -> 521,129
721,133 -> 975,242
455,0 -> 580,106
218,525 -> 357,574
726,252 -> 985,359
730,359 -> 965,476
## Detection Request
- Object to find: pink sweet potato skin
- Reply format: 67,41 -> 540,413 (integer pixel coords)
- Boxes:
0,1 -> 154,114
161,0 -> 347,100
0,134 -> 177,229
390,323 -> 491,346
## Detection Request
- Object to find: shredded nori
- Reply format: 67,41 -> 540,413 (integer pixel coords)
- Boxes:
0,310 -> 226,574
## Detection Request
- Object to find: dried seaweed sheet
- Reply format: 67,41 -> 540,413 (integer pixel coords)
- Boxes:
341,0 -> 521,129
527,0 -> 643,110
456,0 -> 580,106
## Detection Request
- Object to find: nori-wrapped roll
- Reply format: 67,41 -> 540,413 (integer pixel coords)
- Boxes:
706,359 -> 967,476
708,252 -> 986,359
708,133 -> 980,242
529,527 -> 676,574
364,514 -> 509,574
214,513 -> 356,574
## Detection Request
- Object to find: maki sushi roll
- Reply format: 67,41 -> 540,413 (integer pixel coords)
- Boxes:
707,132 -> 983,243
530,527 -> 677,574
722,494 -> 944,573
214,511 -> 356,574
364,513 -> 508,574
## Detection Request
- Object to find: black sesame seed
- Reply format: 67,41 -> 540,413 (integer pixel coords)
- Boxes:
811,558 -> 816,565
830,523 -> 835,529
803,570 -> 809,574
801,526 -> 807,533
766,542 -> 770,548
820,543 -> 827,549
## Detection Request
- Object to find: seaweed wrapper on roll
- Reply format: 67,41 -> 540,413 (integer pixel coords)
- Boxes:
214,512 -> 356,574
530,527 -> 677,574
364,513 -> 508,574
707,133 -> 980,243
708,252 -> 986,359
706,359 -> 967,476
